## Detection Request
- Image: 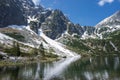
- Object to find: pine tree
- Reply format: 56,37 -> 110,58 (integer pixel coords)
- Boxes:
16,42 -> 20,56
39,43 -> 45,57
12,41 -> 21,56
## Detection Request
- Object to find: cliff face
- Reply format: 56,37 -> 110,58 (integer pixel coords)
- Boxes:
0,0 -> 27,27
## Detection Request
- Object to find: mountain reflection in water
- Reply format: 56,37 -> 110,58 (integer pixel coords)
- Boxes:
0,56 -> 120,80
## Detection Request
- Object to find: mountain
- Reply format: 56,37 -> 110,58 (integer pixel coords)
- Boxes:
0,0 -> 95,40
95,11 -> 120,28
95,11 -> 120,39
57,11 -> 120,56
0,25 -> 79,58
40,9 -> 69,39
0,0 -> 120,58
0,0 -> 83,39
0,0 -> 82,58
0,0 -> 119,40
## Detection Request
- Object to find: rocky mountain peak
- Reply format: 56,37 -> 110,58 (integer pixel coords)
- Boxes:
50,9 -> 69,22
40,9 -> 70,39
95,10 -> 120,28
108,10 -> 120,21
52,9 -> 64,16
19,0 -> 35,7
114,10 -> 120,16
94,11 -> 120,39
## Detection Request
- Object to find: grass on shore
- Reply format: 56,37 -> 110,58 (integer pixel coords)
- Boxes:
0,57 -> 59,67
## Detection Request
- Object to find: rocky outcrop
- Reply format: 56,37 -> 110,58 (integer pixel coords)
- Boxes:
67,23 -> 84,37
82,26 -> 95,35
41,9 -> 69,39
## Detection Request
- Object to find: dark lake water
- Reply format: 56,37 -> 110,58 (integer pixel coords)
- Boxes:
0,56 -> 120,80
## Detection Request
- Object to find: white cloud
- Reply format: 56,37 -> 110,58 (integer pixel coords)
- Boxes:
98,0 -> 114,6
32,0 -> 41,5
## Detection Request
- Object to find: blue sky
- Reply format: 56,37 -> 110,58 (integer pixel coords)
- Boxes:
33,0 -> 120,26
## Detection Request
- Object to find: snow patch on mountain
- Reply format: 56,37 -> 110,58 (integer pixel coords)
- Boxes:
8,25 -> 26,30
81,31 -> 96,39
6,25 -> 79,57
38,29 -> 79,57
27,16 -> 38,23
109,41 -> 118,51
96,11 -> 120,28
0,29 -> 35,48
32,0 -> 40,6
0,32 -> 13,45
94,11 -> 120,39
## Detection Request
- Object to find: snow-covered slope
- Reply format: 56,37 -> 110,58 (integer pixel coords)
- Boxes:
7,25 -> 48,48
0,26 -> 41,48
96,11 -> 120,28
95,11 -> 120,39
3,25 -> 79,57
0,32 -> 14,45
39,29 -> 78,57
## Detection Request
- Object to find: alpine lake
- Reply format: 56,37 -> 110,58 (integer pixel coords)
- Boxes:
0,55 -> 120,80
